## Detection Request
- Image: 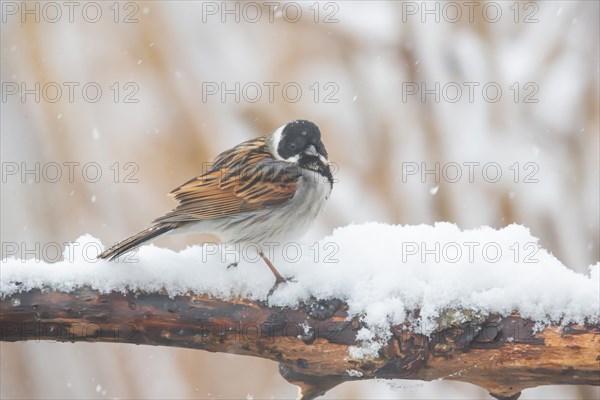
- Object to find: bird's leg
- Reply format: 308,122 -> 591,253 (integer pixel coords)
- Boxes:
225,242 -> 239,269
259,251 -> 286,285
258,250 -> 291,297
259,250 -> 293,296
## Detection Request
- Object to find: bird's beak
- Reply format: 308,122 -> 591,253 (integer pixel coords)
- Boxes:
304,144 -> 318,157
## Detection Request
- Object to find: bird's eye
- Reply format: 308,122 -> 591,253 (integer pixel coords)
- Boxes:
289,143 -> 297,150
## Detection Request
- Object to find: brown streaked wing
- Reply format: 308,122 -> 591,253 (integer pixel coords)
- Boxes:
209,137 -> 269,173
153,138 -> 300,223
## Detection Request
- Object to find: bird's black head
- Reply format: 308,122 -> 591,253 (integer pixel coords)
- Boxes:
276,120 -> 329,162
274,120 -> 333,186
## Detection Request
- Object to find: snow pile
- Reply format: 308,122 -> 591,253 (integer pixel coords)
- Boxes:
2,223 -> 598,357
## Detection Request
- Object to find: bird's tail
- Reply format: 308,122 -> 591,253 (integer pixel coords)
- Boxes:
98,224 -> 176,261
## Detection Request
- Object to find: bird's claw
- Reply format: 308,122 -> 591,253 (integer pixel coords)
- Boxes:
267,276 -> 295,296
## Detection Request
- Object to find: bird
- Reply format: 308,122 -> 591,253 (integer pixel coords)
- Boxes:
98,120 -> 333,290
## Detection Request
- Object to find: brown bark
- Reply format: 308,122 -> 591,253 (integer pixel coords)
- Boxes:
1,288 -> 598,399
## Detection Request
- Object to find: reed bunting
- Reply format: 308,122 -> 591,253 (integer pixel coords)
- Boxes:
98,120 -> 334,289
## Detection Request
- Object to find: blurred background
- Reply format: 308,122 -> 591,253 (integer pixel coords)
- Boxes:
1,1 -> 598,399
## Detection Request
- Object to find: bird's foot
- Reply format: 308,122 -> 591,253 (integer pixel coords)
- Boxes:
267,276 -> 296,297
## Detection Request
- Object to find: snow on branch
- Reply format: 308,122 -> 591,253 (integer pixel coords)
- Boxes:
1,223 -> 599,398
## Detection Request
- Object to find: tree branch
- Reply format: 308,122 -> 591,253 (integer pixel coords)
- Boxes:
1,288 -> 598,399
